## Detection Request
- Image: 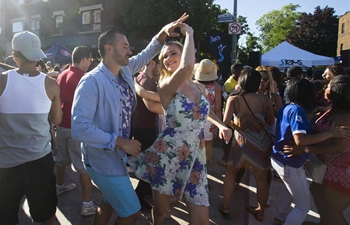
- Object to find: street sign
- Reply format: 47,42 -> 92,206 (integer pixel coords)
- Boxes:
218,13 -> 234,23
228,22 -> 241,34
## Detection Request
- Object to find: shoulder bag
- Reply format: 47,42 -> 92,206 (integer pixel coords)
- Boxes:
305,150 -> 348,184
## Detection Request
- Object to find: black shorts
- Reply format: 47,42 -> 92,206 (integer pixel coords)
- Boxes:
0,153 -> 57,224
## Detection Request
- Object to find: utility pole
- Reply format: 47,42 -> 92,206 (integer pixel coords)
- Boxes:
232,0 -> 238,63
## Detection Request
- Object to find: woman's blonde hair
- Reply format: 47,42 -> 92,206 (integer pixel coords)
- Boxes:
256,65 -> 274,96
158,40 -> 184,82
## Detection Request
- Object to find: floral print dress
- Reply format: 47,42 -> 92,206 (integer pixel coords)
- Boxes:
204,83 -> 218,138
129,90 -> 210,206
314,110 -> 350,195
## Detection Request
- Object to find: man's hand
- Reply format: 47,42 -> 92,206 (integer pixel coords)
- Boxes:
328,121 -> 350,138
163,13 -> 189,37
156,13 -> 189,43
180,24 -> 193,36
121,139 -> 142,157
283,144 -> 306,157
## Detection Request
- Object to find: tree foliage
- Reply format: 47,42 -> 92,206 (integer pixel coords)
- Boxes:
237,32 -> 262,65
286,6 -> 338,57
121,0 -> 253,62
256,3 -> 301,52
122,0 -> 220,45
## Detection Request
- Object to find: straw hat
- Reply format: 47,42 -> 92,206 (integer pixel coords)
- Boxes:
194,59 -> 218,81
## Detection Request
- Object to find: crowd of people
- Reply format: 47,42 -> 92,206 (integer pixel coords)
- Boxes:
1,12 -> 350,225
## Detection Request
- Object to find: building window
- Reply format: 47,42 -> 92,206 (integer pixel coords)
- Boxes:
341,23 -> 345,34
52,11 -> 65,35
12,21 -> 24,34
79,4 -> 103,32
31,15 -> 40,36
82,10 -> 101,31
55,15 -> 63,34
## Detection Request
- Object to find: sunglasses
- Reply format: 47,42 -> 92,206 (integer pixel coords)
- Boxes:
261,77 -> 269,82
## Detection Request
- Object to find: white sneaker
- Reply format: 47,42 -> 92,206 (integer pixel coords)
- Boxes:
56,183 -> 77,195
81,203 -> 97,216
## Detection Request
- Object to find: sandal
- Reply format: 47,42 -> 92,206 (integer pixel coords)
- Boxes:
246,205 -> 264,222
218,204 -> 229,217
218,160 -> 228,167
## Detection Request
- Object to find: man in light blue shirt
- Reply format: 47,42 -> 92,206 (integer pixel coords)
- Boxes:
71,14 -> 188,225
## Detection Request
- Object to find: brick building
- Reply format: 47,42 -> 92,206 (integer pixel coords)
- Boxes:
0,0 -> 148,61
337,11 -> 350,56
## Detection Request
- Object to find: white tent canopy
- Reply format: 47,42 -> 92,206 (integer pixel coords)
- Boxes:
261,41 -> 334,68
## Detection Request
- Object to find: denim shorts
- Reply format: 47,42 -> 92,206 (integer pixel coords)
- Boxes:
86,165 -> 140,217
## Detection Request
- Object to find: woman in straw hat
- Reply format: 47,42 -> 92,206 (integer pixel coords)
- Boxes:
129,21 -> 231,225
193,59 -> 222,171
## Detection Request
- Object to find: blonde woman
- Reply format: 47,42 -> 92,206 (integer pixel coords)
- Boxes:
129,21 -> 231,225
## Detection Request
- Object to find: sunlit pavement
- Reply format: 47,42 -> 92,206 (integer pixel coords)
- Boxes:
18,140 -> 350,224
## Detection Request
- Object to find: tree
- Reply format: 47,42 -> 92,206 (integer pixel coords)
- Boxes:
286,6 -> 338,57
122,0 -> 221,51
237,32 -> 262,65
121,0 -> 253,62
256,3 -> 301,52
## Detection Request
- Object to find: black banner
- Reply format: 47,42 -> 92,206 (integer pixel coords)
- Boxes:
206,29 -> 231,82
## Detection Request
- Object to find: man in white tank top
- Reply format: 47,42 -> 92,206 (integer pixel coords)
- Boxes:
0,31 -> 62,225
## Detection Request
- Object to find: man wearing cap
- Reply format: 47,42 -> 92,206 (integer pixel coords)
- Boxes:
0,31 -> 62,224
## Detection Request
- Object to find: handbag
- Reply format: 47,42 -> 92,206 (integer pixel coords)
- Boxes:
305,151 -> 345,184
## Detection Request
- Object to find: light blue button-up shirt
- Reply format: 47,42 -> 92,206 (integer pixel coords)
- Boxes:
71,37 -> 162,176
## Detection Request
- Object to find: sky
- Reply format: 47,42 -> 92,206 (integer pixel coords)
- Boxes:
214,0 -> 350,45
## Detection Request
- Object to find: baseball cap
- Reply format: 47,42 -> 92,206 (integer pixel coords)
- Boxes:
12,31 -> 46,61
286,66 -> 303,78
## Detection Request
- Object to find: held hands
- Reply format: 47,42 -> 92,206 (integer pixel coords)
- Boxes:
162,13 -> 189,37
180,23 -> 193,36
218,126 -> 232,144
328,122 -> 350,138
122,139 -> 142,157
283,143 -> 306,157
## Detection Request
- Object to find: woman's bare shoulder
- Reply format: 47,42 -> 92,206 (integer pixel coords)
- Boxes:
333,110 -> 350,126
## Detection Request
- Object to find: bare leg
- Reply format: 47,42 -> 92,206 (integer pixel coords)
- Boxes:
152,189 -> 172,225
310,182 -> 328,224
186,201 -> 209,225
114,212 -> 140,225
252,169 -> 269,216
205,139 -> 214,170
318,184 -> 350,225
92,201 -> 114,225
222,165 -> 240,210
80,172 -> 92,202
56,165 -> 66,185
